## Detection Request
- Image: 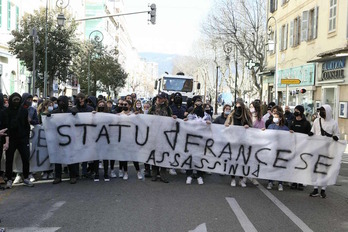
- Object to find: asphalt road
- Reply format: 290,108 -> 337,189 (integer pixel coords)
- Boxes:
0,163 -> 348,232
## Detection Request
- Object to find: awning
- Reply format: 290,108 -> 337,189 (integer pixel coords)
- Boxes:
307,47 -> 348,63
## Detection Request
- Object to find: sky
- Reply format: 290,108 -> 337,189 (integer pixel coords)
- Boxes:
123,0 -> 213,56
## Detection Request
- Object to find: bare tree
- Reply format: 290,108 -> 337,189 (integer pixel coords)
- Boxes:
203,0 -> 267,99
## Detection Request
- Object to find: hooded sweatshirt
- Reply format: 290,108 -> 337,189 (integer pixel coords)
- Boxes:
0,93 -> 8,131
21,92 -> 39,125
311,104 -> 339,137
52,96 -> 71,114
5,93 -> 30,140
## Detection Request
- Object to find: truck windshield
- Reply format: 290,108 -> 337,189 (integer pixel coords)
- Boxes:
163,77 -> 193,92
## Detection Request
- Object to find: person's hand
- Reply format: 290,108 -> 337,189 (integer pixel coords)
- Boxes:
172,115 -> 177,119
72,111 -> 77,116
184,112 -> 188,117
206,120 -> 211,125
92,111 -> 97,114
244,125 -> 249,129
225,124 -> 229,127
308,131 -> 314,136
46,113 -> 51,117
261,128 -> 266,131
3,142 -> 9,151
289,130 -> 294,133
134,111 -> 139,115
183,118 -> 188,121
333,136 -> 339,141
0,128 -> 7,136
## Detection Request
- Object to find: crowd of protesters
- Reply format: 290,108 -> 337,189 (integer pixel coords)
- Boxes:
0,91 -> 340,198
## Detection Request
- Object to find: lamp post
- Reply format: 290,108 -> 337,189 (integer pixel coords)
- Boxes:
44,0 -> 69,98
223,41 -> 235,104
266,16 -> 278,104
88,30 -> 104,96
30,28 -> 40,96
215,65 -> 219,115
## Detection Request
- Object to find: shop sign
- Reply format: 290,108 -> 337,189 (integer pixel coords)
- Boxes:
321,58 -> 345,81
278,64 -> 315,87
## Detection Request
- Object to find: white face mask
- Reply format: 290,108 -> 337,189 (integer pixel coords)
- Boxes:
48,106 -> 54,112
224,111 -> 231,115
136,104 -> 141,108
250,108 -> 255,113
54,103 -> 58,109
32,102 -> 38,108
144,110 -> 149,114
273,117 -> 279,124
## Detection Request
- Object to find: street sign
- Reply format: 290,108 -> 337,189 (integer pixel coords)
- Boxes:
0,64 -> 3,75
245,59 -> 260,70
281,79 -> 301,85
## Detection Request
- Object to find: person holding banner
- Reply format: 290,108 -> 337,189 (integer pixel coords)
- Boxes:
4,93 -> 34,188
309,104 -> 339,198
118,100 -> 142,181
213,104 -> 231,125
289,105 -> 312,190
224,99 -> 252,187
0,93 -> 9,185
266,111 -> 289,191
148,92 -> 175,183
93,100 -> 112,182
50,95 -> 79,184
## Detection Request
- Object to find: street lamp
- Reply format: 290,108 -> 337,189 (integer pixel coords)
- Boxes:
30,28 -> 40,96
88,30 -> 104,96
223,42 -> 236,105
266,16 -> 278,105
44,0 -> 69,98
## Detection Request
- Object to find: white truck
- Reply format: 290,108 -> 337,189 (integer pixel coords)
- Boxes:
154,74 -> 200,105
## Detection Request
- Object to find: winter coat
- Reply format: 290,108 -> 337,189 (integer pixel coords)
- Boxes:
290,116 -> 311,134
213,113 -> 228,125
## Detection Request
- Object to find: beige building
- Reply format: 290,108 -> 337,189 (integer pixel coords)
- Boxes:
262,0 -> 348,139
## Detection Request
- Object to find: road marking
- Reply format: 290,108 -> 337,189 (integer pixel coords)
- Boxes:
6,227 -> 60,232
226,197 -> 258,232
32,201 -> 66,227
256,181 -> 313,232
188,223 -> 207,232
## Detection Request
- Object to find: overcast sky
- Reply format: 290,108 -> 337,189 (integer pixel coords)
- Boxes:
124,0 -> 213,55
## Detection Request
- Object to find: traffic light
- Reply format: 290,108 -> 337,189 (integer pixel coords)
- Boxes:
300,89 -> 306,93
149,4 -> 156,25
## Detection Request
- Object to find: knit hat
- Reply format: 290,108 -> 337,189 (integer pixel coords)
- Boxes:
295,105 -> 304,115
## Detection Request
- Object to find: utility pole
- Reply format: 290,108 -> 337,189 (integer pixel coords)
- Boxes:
215,66 -> 219,115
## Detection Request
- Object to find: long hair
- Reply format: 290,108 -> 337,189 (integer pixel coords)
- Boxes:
37,100 -> 52,114
251,101 -> 262,121
231,100 -> 252,126
96,100 -> 109,113
274,111 -> 286,126
135,99 -> 144,114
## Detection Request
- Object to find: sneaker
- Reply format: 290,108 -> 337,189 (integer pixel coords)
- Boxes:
239,179 -> 246,188
251,178 -> 259,186
29,174 -> 36,182
144,170 -> 152,178
160,177 -> 169,183
267,182 -> 273,190
290,183 -> 297,189
137,172 -> 143,180
298,184 -> 304,191
13,174 -> 22,184
123,173 -> 128,180
110,170 -> 117,178
104,175 -> 110,182
52,178 -> 62,184
169,169 -> 177,175
309,189 -> 319,197
6,180 -> 13,189
180,169 -> 186,174
186,176 -> 192,184
41,173 -> 48,180
118,170 -> 124,178
94,175 -> 100,182
48,172 -> 54,179
320,190 -> 326,198
23,178 -> 34,187
278,184 -> 283,191
231,179 -> 236,187
0,176 -> 5,184
197,177 -> 204,185
99,162 -> 103,169
70,178 -> 77,184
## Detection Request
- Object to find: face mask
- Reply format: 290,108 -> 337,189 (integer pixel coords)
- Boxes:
235,106 -> 242,114
193,107 -> 204,118
205,110 -> 210,114
225,111 -> 231,115
12,101 -> 20,108
144,110 -> 149,114
59,103 -> 66,109
136,104 -> 141,109
32,102 -> 37,108
273,117 -> 279,124
294,111 -> 300,117
319,111 -> 326,119
54,103 -> 58,109
122,106 -> 129,111
48,106 -> 54,112
250,108 -> 255,113
26,101 -> 32,107
98,107 -> 105,112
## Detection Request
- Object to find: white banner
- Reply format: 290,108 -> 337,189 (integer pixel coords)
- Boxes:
42,113 -> 346,186
1,125 -> 53,173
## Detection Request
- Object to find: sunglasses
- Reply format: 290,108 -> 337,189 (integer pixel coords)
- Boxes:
121,104 -> 129,106
33,100 -> 38,103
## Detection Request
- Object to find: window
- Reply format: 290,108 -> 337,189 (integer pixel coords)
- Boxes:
281,0 -> 289,6
270,0 -> 278,13
329,0 -> 337,32
7,0 -> 10,31
308,7 -> 318,40
290,16 -> 301,47
279,24 -> 288,51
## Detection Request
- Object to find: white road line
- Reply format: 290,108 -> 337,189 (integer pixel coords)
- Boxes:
226,197 -> 258,232
256,181 -> 313,232
32,201 -> 66,227
188,223 -> 207,232
6,227 -> 60,232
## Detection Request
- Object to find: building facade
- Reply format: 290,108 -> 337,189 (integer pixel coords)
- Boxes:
263,0 -> 348,139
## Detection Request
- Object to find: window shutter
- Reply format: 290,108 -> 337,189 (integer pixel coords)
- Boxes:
275,0 -> 278,11
289,20 -> 294,47
301,11 -> 309,41
270,0 -> 274,13
297,16 -> 301,45
284,24 -> 288,49
279,26 -> 283,51
313,6 -> 318,39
